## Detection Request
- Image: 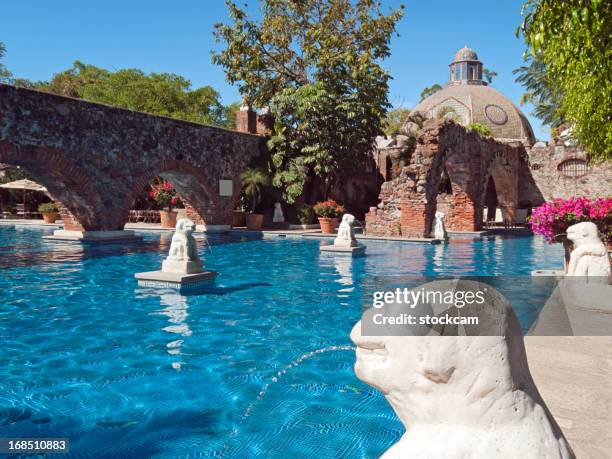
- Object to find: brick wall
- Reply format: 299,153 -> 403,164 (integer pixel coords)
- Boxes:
0,84 -> 264,230
366,119 -> 521,237
520,143 -> 612,206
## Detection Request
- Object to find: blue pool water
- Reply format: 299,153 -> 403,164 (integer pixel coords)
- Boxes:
0,225 -> 563,458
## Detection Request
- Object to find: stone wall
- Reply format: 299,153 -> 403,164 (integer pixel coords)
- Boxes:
366,119 -> 521,237
0,84 -> 265,230
520,143 -> 612,206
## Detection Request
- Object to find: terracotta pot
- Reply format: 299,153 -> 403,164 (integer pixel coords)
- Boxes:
160,210 -> 178,228
42,211 -> 58,224
232,210 -> 246,227
246,213 -> 264,230
318,217 -> 339,234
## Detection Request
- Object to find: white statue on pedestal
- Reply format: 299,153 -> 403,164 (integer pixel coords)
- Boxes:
162,218 -> 203,274
566,222 -> 611,281
335,214 -> 358,247
350,280 -> 574,459
433,211 -> 448,240
273,202 -> 285,223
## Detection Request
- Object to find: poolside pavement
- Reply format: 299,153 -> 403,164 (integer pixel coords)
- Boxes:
525,336 -> 612,459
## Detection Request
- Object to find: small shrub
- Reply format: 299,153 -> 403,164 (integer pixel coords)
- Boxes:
38,202 -> 57,213
297,204 -> 314,225
467,123 -> 492,136
313,200 -> 346,218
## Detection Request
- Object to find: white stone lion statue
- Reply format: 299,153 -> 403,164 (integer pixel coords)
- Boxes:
161,218 -> 203,275
433,211 -> 447,240
351,280 -> 574,459
566,222 -> 611,282
167,218 -> 199,261
335,214 -> 358,247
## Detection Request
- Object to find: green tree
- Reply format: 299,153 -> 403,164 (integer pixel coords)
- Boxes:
0,42 -> 13,83
20,61 -> 229,127
513,55 -> 564,127
482,68 -> 498,84
419,83 -> 442,101
383,107 -> 411,136
240,168 -> 270,212
213,0 -> 404,202
518,0 -> 611,159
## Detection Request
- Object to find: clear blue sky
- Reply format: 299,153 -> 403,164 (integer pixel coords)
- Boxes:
1,0 -> 546,139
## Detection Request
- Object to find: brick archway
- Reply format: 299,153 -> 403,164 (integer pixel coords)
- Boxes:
366,119 -> 521,237
0,84 -> 263,231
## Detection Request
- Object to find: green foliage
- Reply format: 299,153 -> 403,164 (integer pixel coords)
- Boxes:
513,55 -> 564,127
214,0 -> 404,203
0,42 -> 13,83
313,199 -> 345,218
518,0 -> 612,159
33,61 -> 228,126
38,202 -> 58,213
0,166 -> 29,184
297,204 -> 315,224
383,107 -> 411,136
467,123 -> 492,136
419,83 -> 442,101
436,106 -> 460,122
482,68 -> 497,84
241,168 -> 270,212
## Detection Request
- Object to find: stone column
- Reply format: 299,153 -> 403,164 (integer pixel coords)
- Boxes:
449,192 -> 478,231
236,103 -> 257,134
400,200 -> 431,238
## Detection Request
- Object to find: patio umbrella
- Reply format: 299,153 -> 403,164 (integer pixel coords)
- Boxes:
0,179 -> 48,212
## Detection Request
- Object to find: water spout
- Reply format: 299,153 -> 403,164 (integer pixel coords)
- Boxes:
221,344 -> 355,455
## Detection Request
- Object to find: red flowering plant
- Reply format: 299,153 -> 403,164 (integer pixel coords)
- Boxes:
313,200 -> 346,218
149,180 -> 178,211
529,197 -> 612,244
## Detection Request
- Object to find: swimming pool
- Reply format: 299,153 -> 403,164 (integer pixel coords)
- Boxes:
0,225 -> 563,458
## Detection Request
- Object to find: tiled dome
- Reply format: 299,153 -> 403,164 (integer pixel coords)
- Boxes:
452,46 -> 479,63
406,47 -> 535,145
408,83 -> 535,145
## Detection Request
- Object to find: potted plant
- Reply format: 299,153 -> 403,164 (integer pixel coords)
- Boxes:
149,180 -> 179,228
232,208 -> 246,227
530,197 -> 612,271
298,204 -> 315,226
241,168 -> 269,230
38,202 -> 58,224
314,200 -> 345,234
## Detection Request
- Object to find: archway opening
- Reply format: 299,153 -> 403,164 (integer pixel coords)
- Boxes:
124,163 -> 236,231
484,175 -> 498,222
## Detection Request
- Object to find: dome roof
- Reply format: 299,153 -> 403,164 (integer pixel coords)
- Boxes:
408,84 -> 535,145
452,46 -> 479,63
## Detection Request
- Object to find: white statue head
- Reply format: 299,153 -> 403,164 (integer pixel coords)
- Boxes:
351,280 -> 574,457
350,281 -> 531,425
175,218 -> 196,235
274,202 -> 282,210
566,221 -> 600,246
435,211 -> 445,220
341,213 -> 355,226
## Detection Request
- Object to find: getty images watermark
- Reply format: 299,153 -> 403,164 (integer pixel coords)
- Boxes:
360,275 -> 612,336
371,285 -> 487,326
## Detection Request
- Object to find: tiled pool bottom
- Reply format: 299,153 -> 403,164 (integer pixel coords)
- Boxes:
0,226 -> 564,458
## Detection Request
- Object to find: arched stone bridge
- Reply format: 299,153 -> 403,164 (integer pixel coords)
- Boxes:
0,84 -> 264,231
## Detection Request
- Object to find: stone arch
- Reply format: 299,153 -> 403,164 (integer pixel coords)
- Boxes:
381,120 -> 521,238
123,160 -> 243,229
479,150 -> 519,224
0,144 -> 104,230
0,84 -> 263,234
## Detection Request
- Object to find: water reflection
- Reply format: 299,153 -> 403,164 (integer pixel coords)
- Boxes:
0,229 -> 262,270
156,292 -> 192,371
